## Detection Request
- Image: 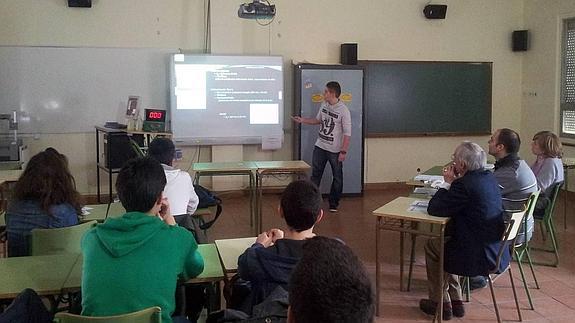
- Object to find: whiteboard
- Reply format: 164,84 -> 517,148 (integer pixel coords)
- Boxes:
0,46 -> 175,134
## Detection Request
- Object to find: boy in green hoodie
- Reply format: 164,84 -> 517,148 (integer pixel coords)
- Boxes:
81,157 -> 204,323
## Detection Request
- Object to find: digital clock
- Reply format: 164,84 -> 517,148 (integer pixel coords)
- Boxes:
145,109 -> 166,122
142,108 -> 166,132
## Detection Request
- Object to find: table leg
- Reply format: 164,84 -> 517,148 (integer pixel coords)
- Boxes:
376,217 -> 381,317
256,173 -> 263,235
564,167 -> 568,230
249,172 -> 254,227
437,224 -> 445,323
399,221 -> 405,292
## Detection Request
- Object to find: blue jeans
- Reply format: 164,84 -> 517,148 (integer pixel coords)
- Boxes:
311,146 -> 343,208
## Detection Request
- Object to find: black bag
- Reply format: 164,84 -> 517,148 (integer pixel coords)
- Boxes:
194,184 -> 223,230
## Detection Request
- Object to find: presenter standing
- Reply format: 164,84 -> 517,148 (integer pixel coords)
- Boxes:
292,81 -> 351,212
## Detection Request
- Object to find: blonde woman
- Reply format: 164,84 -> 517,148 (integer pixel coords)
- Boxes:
530,131 -> 564,216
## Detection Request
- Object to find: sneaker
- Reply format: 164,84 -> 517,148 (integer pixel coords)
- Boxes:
451,300 -> 465,318
419,299 -> 453,320
329,207 -> 338,213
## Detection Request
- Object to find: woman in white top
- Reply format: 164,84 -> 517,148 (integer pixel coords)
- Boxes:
530,131 -> 564,217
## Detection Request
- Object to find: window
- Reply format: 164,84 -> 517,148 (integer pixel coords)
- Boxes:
560,18 -> 575,138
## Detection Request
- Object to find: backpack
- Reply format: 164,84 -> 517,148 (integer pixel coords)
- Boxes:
194,184 -> 223,230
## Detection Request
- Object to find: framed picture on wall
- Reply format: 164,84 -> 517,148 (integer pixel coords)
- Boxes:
126,96 -> 140,120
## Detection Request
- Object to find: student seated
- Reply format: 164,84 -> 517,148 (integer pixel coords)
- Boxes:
530,130 -> 564,216
288,236 -> 375,323
420,141 -> 509,320
6,148 -> 81,257
236,180 -> 323,312
148,137 -> 199,219
81,157 -> 204,323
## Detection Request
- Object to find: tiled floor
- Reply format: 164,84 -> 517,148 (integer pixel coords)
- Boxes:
208,187 -> 575,322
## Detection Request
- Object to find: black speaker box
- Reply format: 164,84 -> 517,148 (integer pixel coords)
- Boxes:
512,30 -> 529,51
423,5 -> 447,19
340,43 -> 358,65
68,0 -> 91,8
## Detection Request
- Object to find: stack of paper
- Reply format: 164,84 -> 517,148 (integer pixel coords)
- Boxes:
408,200 -> 429,212
414,174 -> 444,182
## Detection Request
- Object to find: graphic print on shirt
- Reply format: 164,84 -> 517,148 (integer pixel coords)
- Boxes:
318,108 -> 337,143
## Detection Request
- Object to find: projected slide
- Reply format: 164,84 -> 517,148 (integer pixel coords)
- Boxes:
170,55 -> 284,144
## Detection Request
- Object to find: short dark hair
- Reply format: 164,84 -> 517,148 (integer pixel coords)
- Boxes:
497,128 -> 521,154
326,81 -> 341,98
115,157 -> 166,212
280,180 -> 321,232
289,237 -> 375,323
148,137 -> 176,166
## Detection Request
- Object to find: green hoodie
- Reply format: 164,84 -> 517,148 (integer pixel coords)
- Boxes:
81,212 -> 204,323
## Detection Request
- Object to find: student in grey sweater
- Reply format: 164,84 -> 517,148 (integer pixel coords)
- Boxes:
488,128 -> 538,243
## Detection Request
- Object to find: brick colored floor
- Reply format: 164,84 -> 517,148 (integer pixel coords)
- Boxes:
209,187 -> 575,322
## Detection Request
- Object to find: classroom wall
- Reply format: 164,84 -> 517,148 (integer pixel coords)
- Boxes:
0,0 -> 526,194
521,0 -> 575,191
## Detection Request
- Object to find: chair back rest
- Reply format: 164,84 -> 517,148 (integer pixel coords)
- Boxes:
524,190 -> 540,219
30,220 -> 97,256
544,181 -> 564,218
54,306 -> 161,323
493,209 -> 526,272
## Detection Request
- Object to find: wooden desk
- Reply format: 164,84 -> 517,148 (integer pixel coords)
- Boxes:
406,166 -> 444,187
0,253 -> 80,299
214,237 -> 256,273
80,203 -> 126,222
563,158 -> 575,229
373,197 -> 449,321
80,203 -> 213,224
193,162 -> 257,230
0,169 -> 22,185
62,244 -> 225,294
254,161 -> 310,233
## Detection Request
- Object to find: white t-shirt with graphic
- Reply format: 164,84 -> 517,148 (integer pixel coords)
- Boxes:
314,100 -> 352,153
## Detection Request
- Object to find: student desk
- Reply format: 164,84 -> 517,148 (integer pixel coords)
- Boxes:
80,203 -> 213,223
61,244 -> 225,296
192,162 -> 257,229
214,237 -> 256,273
254,161 -> 310,233
0,253 -> 81,300
373,197 -> 450,322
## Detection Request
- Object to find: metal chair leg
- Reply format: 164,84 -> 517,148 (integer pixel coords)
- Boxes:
508,267 -> 523,321
488,275 -> 502,323
525,248 -> 540,289
515,250 -> 534,310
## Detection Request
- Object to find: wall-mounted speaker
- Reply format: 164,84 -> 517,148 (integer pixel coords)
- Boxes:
340,43 -> 358,65
68,0 -> 91,8
512,30 -> 529,51
423,5 -> 447,19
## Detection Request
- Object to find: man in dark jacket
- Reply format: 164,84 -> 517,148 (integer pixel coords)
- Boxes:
236,180 -> 323,313
420,141 -> 509,320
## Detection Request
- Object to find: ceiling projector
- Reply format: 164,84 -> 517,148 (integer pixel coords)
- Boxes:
238,0 -> 276,19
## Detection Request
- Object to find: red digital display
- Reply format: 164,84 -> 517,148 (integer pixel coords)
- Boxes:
145,109 -> 166,122
148,111 -> 163,120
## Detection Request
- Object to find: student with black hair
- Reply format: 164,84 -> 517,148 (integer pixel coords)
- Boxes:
236,180 -> 323,312
148,137 -> 199,217
81,157 -> 204,323
288,236 -> 375,323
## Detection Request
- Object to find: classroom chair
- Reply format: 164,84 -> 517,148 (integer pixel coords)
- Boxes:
53,306 -> 161,323
532,181 -> 564,267
513,191 -> 540,310
486,209 -> 526,323
30,220 -> 97,256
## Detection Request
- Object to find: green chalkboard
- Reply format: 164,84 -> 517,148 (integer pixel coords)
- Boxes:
361,61 -> 492,136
